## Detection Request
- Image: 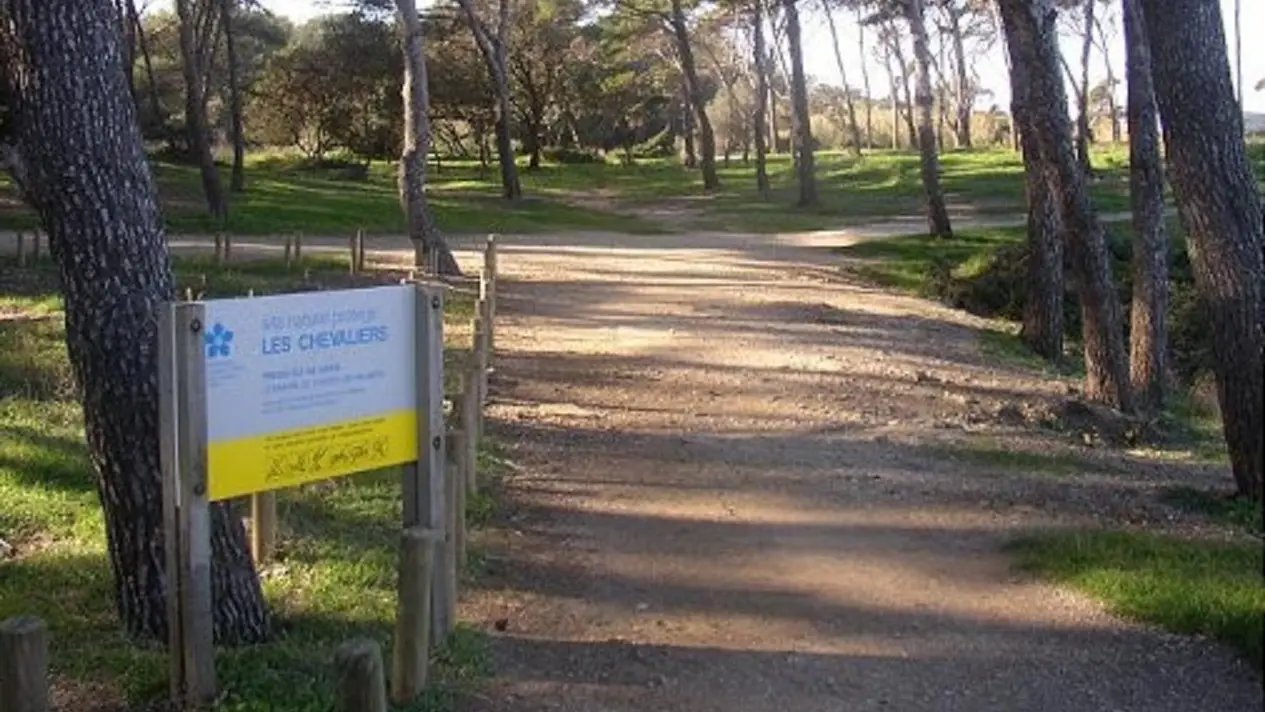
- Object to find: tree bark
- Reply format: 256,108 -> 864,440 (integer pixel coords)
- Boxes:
998,0 -> 1134,412
1008,36 -> 1064,362
752,0 -> 771,196
1141,0 -> 1264,500
458,0 -> 522,201
175,0 -> 227,221
888,27 -> 918,148
1076,0 -> 1094,173
1122,0 -> 1169,411
824,2 -> 862,157
947,3 -> 972,148
220,0 -> 245,193
857,8 -> 874,149
669,0 -> 720,190
904,0 -> 952,238
783,0 -> 816,206
0,0 -> 269,644
395,0 -> 461,275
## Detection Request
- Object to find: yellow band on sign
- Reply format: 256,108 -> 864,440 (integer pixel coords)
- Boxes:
207,409 -> 419,501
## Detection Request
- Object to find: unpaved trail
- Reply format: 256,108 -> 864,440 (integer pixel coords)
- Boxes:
460,230 -> 1261,712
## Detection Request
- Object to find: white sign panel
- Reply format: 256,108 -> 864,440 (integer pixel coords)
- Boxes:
201,285 -> 418,500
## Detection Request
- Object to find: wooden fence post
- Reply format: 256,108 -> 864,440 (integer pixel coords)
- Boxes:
250,492 -> 276,565
391,527 -> 439,705
214,233 -> 223,265
484,236 -> 497,358
293,233 -> 303,263
159,302 -> 216,709
334,638 -> 387,712
403,284 -> 453,650
30,231 -> 40,263
461,369 -> 479,498
222,233 -> 232,263
0,616 -> 49,712
15,232 -> 25,267
471,314 -> 487,442
356,230 -> 366,273
284,235 -> 293,269
445,428 -> 467,572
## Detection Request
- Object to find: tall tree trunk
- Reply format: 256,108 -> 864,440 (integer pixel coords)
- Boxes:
175,0 -> 227,221
0,0 -> 269,644
889,30 -> 918,148
681,85 -> 698,168
998,0 -> 1134,412
858,9 -> 874,149
669,0 -> 720,190
884,50 -> 901,149
948,4 -> 972,148
904,0 -> 953,238
458,0 -> 521,201
783,0 -> 816,206
1140,0 -> 1264,500
395,0 -> 461,275
1122,0 -> 1169,411
1009,36 -> 1064,361
824,3 -> 862,157
1076,0 -> 1095,173
220,0 -> 245,193
752,0 -> 771,196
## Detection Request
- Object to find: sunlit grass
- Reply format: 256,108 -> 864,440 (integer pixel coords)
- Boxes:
0,257 -> 495,711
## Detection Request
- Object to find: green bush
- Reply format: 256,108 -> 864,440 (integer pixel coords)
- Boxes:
541,147 -> 606,165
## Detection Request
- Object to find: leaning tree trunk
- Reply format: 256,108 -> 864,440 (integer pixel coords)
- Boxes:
858,9 -> 874,149
783,0 -> 817,206
904,0 -> 953,238
0,0 -> 269,644
752,0 -> 771,196
1141,0 -> 1264,500
175,0 -> 227,221
1009,44 -> 1064,362
670,0 -> 720,190
948,5 -> 972,148
889,29 -> 919,149
1076,0 -> 1095,174
1122,0 -> 1169,411
824,2 -> 862,157
395,0 -> 461,275
221,0 -> 245,193
998,0 -> 1134,412
492,71 -> 521,200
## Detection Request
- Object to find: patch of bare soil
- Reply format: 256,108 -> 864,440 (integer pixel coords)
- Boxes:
456,230 -> 1261,712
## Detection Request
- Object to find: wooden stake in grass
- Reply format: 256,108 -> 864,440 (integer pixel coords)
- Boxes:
461,369 -> 479,498
333,638 -> 387,712
392,527 -> 439,705
214,233 -> 224,265
15,232 -> 25,267
30,230 -> 40,262
222,233 -> 233,263
250,492 -> 276,565
357,230 -> 367,272
0,616 -> 50,712
284,235 -> 294,269
348,233 -> 359,275
294,233 -> 303,263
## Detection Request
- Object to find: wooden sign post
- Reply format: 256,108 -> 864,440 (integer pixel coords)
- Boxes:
159,283 -> 447,709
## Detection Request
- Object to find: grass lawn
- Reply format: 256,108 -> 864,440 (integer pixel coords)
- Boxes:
0,256 -> 498,711
0,146 -> 1142,237
1008,531 -> 1264,668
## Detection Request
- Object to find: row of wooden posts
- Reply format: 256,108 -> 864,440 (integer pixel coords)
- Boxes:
212,230 -> 381,276
0,236 -> 500,712
11,230 -> 46,266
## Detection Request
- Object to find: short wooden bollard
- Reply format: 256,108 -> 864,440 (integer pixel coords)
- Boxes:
0,616 -> 50,712
392,527 -> 440,705
15,232 -> 26,267
283,235 -> 294,269
250,491 -> 277,564
222,233 -> 232,263
213,233 -> 223,264
293,233 -> 303,263
333,638 -> 387,712
471,315 -> 489,441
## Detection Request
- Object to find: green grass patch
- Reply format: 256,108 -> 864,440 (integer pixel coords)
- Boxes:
0,258 -> 493,710
1008,531 -> 1265,667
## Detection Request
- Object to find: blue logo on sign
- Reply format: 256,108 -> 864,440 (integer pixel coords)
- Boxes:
205,322 -> 235,359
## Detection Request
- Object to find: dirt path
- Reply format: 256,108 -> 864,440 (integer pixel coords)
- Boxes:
459,230 -> 1261,712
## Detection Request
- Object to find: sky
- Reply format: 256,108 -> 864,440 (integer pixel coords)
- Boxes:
247,0 -> 1265,114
